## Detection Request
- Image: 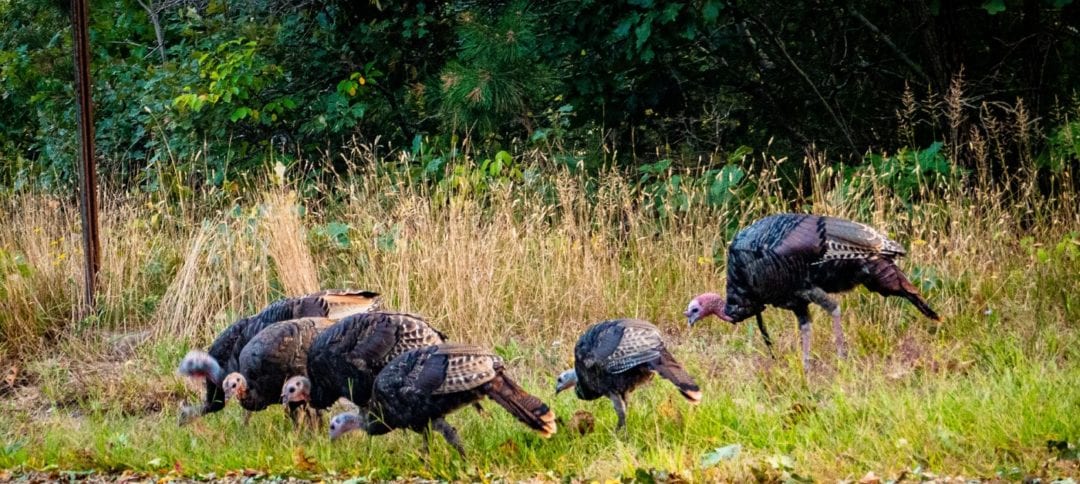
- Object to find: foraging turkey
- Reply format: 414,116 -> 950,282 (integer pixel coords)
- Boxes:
555,319 -> 701,429
180,317 -> 334,427
327,343 -> 556,457
685,213 -> 940,369
176,289 -> 380,425
281,311 -> 447,413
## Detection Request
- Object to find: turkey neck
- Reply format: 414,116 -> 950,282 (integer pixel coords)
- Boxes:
361,406 -> 393,435
237,386 -> 264,411
703,296 -> 727,321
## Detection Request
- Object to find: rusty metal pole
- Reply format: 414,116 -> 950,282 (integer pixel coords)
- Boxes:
71,0 -> 101,311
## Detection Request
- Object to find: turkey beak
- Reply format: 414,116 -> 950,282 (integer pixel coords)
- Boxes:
281,392 -> 290,406
685,311 -> 698,327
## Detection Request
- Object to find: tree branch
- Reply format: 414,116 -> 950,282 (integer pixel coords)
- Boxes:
136,0 -> 167,64
847,5 -> 931,85
748,15 -> 859,156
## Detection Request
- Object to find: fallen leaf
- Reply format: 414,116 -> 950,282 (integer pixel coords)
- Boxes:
292,446 -> 318,473
569,410 -> 595,436
3,365 -> 17,387
858,471 -> 881,484
701,444 -> 741,468
500,438 -> 519,454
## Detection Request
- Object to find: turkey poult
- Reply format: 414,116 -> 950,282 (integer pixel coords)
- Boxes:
555,319 -> 701,429
685,213 -> 940,369
327,344 -> 556,457
180,317 -> 334,427
176,289 -> 381,425
281,312 -> 446,413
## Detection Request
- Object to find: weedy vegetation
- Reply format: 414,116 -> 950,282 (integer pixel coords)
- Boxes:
1,92 -> 1079,482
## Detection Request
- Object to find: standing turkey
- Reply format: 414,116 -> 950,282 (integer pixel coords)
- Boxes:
179,317 -> 334,427
555,319 -> 701,429
327,343 -> 556,457
685,213 -> 940,369
177,289 -> 380,425
280,311 -> 446,414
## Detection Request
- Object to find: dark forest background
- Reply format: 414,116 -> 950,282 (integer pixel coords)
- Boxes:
1,0 -> 1078,194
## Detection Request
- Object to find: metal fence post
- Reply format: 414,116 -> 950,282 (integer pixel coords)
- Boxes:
71,0 -> 100,312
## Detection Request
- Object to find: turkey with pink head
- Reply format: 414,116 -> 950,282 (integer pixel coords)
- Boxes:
180,317 -> 335,427
686,213 -> 939,370
176,289 -> 380,425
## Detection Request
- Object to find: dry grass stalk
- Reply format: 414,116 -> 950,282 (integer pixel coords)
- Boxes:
150,223 -> 217,341
261,189 -> 319,296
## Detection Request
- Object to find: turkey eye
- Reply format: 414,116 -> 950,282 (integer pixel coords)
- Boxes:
691,308 -> 699,313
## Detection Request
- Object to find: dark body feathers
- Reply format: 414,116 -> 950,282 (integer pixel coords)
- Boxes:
235,317 -> 334,412
570,319 -> 700,428
360,344 -> 556,456
194,290 -> 380,417
722,214 -> 938,367
305,312 -> 446,410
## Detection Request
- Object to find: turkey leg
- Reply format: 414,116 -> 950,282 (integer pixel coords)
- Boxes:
801,288 -> 846,359
793,305 -> 813,371
433,418 -> 467,458
608,394 -> 628,429
755,313 -> 775,358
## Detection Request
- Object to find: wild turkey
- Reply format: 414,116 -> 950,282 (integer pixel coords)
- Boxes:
555,319 -> 701,429
327,343 -> 556,457
176,289 -> 380,425
685,213 -> 940,369
280,311 -> 446,413
179,317 -> 334,427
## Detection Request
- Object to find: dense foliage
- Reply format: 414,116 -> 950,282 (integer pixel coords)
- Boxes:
1,0 -> 1079,191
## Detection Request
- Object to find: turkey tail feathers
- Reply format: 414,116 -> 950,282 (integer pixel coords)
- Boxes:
651,349 -> 702,405
863,258 -> 941,321
319,290 -> 382,319
484,374 -> 557,437
903,292 -> 941,321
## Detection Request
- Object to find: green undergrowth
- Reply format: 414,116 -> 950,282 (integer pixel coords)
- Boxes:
1,315 -> 1078,482
1,162 -> 1079,481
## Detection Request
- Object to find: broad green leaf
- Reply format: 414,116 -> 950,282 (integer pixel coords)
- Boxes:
703,0 -> 724,23
229,107 -> 250,122
701,444 -> 741,467
982,0 -> 1006,14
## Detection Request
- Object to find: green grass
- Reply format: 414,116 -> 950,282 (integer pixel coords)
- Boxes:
2,337 -> 1077,481
1,162 -> 1079,481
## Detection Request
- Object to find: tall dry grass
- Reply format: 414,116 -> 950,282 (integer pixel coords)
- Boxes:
1,79 -> 1078,363
1,153 -> 1076,359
